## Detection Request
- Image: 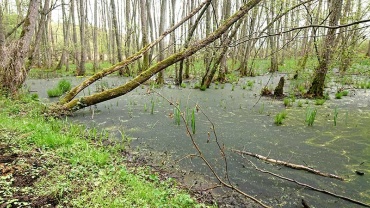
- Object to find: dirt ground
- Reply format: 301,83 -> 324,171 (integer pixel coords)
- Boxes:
0,142 -> 59,207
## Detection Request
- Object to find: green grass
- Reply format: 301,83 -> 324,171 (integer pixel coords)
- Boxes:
335,91 -> 343,99
274,111 -> 287,126
306,107 -> 317,126
315,99 -> 326,105
283,98 -> 293,107
47,87 -> 63,97
0,93 -> 206,207
47,79 -> 72,97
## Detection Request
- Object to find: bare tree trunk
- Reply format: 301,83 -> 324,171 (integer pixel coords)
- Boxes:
56,0 -> 71,71
0,0 -> 40,94
77,0 -> 86,75
0,7 -> 5,52
110,0 -> 123,75
92,0 -> 98,72
71,0 -> 79,66
266,1 -> 278,73
155,0 -> 167,85
60,0 -> 262,111
308,0 -> 343,97
139,0 -> 149,72
123,0 -> 131,75
178,0 -> 211,85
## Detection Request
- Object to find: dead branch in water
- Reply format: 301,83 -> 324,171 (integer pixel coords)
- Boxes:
231,149 -> 344,181
150,88 -> 271,208
248,160 -> 370,207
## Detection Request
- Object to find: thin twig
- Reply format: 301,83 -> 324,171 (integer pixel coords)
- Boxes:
248,160 -> 370,207
150,88 -> 270,208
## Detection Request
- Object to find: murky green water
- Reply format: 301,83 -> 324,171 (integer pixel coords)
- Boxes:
27,74 -> 370,207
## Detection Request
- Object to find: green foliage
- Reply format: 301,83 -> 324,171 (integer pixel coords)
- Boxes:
315,99 -> 326,105
335,91 -> 343,99
191,108 -> 196,134
297,100 -> 303,107
258,103 -> 265,114
180,83 -> 187,88
57,79 -> 72,92
47,79 -> 72,97
174,104 -> 181,126
0,94 -> 203,207
200,85 -> 207,91
150,99 -> 155,114
47,88 -> 63,97
283,97 -> 294,107
306,107 -> 317,126
342,90 -> 349,96
193,83 -> 201,89
274,111 -> 287,126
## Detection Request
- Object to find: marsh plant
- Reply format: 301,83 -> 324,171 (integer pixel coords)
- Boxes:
173,104 -> 181,126
342,90 -> 349,96
274,111 -> 287,126
258,103 -> 265,114
297,100 -> 303,107
47,79 -> 72,97
335,91 -> 343,99
191,108 -> 196,134
150,99 -> 155,114
333,107 -> 338,126
315,99 -> 326,105
283,98 -> 293,107
306,107 -> 317,126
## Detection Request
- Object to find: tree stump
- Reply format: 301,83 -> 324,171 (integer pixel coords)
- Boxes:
274,77 -> 285,97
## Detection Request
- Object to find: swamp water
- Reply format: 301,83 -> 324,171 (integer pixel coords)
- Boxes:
26,74 -> 370,207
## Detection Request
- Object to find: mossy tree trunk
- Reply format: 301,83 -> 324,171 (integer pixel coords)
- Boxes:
201,18 -> 244,88
0,0 -> 40,94
307,0 -> 343,97
60,0 -> 263,112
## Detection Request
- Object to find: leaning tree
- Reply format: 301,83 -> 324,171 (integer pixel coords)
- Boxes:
0,0 -> 40,95
57,0 -> 263,112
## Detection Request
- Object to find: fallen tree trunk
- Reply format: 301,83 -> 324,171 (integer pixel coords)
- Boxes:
231,149 -> 344,181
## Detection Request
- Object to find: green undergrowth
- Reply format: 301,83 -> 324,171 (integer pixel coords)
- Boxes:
0,93 -> 208,207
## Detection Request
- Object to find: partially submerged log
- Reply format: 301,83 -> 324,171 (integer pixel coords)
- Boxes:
231,149 -> 344,181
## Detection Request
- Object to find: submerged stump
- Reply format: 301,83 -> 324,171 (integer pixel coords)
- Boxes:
274,77 -> 285,97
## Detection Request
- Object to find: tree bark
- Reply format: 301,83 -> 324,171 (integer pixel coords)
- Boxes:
93,0 -> 98,72
139,0 -> 149,73
308,0 -> 343,97
155,0 -> 167,85
110,0 -> 123,75
0,0 -> 40,94
77,0 -> 86,76
178,0 -> 211,85
60,0 -> 263,111
71,0 -> 79,66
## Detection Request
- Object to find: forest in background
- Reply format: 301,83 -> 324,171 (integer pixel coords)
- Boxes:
1,0 -> 370,106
